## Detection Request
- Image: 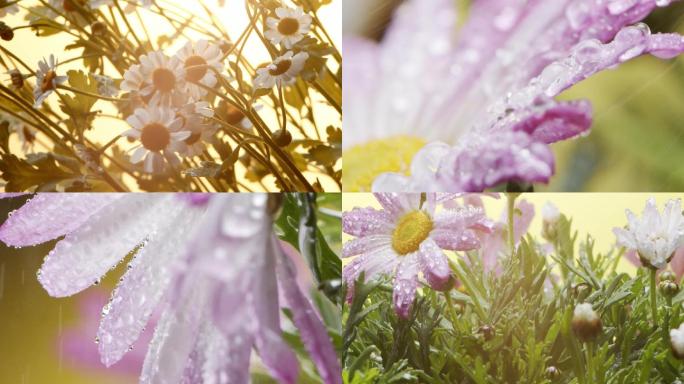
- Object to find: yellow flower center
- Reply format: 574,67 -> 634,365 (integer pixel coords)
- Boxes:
342,135 -> 426,192
152,68 -> 176,93
184,55 -> 208,83
140,123 -> 170,152
277,18 -> 300,35
269,59 -> 292,76
392,210 -> 433,255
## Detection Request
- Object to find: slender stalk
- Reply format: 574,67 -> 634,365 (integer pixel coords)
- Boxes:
585,342 -> 595,383
506,193 -> 519,254
650,268 -> 658,325
443,292 -> 459,326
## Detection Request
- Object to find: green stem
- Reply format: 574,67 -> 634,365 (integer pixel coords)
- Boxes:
650,268 -> 658,326
444,292 -> 459,326
585,342 -> 595,383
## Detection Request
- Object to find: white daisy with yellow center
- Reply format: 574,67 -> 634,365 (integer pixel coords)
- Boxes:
173,101 -> 218,157
123,106 -> 191,173
121,51 -> 187,107
265,6 -> 312,49
175,40 -> 224,100
33,55 -> 67,108
253,51 -> 308,90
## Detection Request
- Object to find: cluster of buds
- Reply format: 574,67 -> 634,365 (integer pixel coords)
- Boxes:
572,303 -> 602,342
659,270 -> 680,298
541,202 -> 561,242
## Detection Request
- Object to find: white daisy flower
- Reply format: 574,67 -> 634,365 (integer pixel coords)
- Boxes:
123,106 -> 191,173
92,73 -> 119,98
0,0 -> 20,17
1,113 -> 37,153
49,0 -> 113,12
175,40 -> 224,100
120,51 -> 187,107
174,102 -> 217,157
265,7 -> 312,49
254,51 -> 308,90
614,198 -> 684,269
33,55 -> 68,108
124,0 -> 152,13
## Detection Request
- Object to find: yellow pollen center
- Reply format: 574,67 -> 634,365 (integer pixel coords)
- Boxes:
184,55 -> 208,83
152,68 -> 176,93
342,135 -> 426,192
277,18 -> 300,35
269,59 -> 292,76
392,210 -> 433,255
41,70 -> 57,93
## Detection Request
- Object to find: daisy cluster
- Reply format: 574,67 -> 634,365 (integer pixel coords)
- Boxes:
28,3 -> 315,174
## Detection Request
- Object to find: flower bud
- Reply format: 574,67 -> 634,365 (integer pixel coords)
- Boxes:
90,21 -> 106,37
572,282 -> 591,301
9,69 -> 23,88
571,303 -> 602,342
545,366 -> 560,380
660,280 -> 680,298
478,325 -> 494,341
273,129 -> 292,147
0,22 -> 14,41
661,270 -> 678,283
541,202 -> 560,241
671,323 -> 684,359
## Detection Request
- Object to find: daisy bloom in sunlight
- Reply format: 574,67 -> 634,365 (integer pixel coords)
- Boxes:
254,51 -> 308,89
174,102 -> 217,157
343,193 -> 493,317
175,40 -> 224,99
614,198 -> 684,270
33,55 -> 67,108
124,106 -> 191,173
217,100 -> 257,130
0,194 -> 341,384
344,0 -> 684,192
121,51 -> 187,107
92,74 -> 119,98
265,6 -> 313,49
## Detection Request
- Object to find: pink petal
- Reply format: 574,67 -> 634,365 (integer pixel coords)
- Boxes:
343,37 -> 381,149
393,254 -> 420,318
0,194 -> 120,247
431,229 -> 481,251
97,206 -> 204,367
276,241 -> 342,384
502,99 -> 593,144
418,238 -> 451,291
38,195 -> 181,297
342,207 -> 393,236
373,193 -> 421,218
342,235 -> 392,258
670,247 -> 684,279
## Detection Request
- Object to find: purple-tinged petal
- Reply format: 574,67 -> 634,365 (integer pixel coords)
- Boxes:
0,193 -> 27,198
418,238 -> 451,291
276,240 -> 342,384
373,193 -> 421,218
0,194 -> 120,247
436,131 -> 554,192
393,254 -> 420,318
38,195 -> 182,297
434,205 -> 494,232
252,237 -> 299,384
342,207 -> 393,236
140,280 -> 213,384
502,99 -> 593,144
343,37 -> 381,149
431,229 -> 481,251
372,143 -> 450,193
97,206 -> 204,367
342,235 -> 392,258
343,245 -> 398,291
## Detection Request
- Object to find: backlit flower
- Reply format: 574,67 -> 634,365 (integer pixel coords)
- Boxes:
33,55 -> 67,108
92,73 -> 119,98
175,40 -> 224,100
0,0 -> 19,17
123,106 -> 191,173
344,0 -> 684,192
0,193 -> 341,384
265,7 -> 312,49
254,51 -> 308,89
614,198 -> 684,269
343,193 -> 493,317
121,51 -> 187,107
173,102 -> 217,157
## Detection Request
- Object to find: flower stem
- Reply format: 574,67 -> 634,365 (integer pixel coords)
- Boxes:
506,193 -> 519,255
585,342 -> 595,383
444,292 -> 459,326
650,268 -> 658,326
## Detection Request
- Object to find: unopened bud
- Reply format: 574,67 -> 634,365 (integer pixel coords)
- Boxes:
273,129 -> 292,147
541,202 -> 561,241
661,270 -> 678,283
660,280 -> 679,298
478,325 -> 494,341
572,303 -> 602,342
9,69 -> 23,88
0,22 -> 14,41
90,21 -> 106,36
545,366 -> 560,380
572,283 -> 592,301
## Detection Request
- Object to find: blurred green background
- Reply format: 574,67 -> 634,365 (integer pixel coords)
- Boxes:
344,1 -> 684,192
